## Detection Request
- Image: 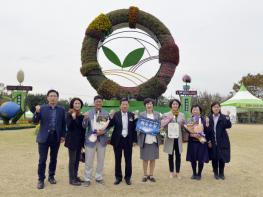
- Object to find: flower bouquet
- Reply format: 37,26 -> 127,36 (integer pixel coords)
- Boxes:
184,116 -> 206,144
89,111 -> 110,143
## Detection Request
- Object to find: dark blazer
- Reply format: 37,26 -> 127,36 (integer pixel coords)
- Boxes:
33,104 -> 66,143
108,111 -> 137,147
208,114 -> 232,163
64,113 -> 85,150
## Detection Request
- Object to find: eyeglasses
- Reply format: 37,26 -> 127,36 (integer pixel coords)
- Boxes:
48,95 -> 58,98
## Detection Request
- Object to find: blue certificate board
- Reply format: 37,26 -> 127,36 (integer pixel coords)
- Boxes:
136,117 -> 160,136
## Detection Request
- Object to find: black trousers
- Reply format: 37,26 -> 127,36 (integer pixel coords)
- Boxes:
68,148 -> 81,182
168,138 -> 181,173
38,132 -> 60,181
212,159 -> 225,175
113,136 -> 132,181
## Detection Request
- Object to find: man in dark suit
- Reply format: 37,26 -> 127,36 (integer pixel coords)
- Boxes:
33,89 -> 66,189
108,98 -> 137,185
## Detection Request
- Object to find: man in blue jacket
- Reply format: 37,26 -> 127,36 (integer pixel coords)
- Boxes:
33,89 -> 66,189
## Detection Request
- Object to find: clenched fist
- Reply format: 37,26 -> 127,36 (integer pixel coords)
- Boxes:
72,112 -> 76,119
35,105 -> 41,113
83,112 -> 89,119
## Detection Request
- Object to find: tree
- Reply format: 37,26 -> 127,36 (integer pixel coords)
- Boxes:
25,94 -> 46,113
25,94 -> 70,112
57,99 -> 70,112
233,73 -> 263,98
192,91 -> 225,116
157,95 -> 169,106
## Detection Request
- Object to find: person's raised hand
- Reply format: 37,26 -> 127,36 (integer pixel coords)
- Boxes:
72,112 -> 76,119
83,112 -> 89,119
35,105 -> 41,113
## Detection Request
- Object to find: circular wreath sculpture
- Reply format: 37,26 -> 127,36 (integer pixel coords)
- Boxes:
80,6 -> 179,100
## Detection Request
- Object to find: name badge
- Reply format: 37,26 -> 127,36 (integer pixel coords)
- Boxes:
168,122 -> 179,138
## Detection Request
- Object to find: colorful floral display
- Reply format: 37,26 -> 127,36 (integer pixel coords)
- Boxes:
129,6 -> 139,28
81,6 -> 180,100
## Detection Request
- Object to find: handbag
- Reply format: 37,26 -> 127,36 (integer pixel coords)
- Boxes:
80,149 -> 85,163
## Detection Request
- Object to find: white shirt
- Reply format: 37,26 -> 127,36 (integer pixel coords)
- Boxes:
122,112 -> 128,138
145,113 -> 157,144
213,114 -> 220,144
91,110 -> 101,131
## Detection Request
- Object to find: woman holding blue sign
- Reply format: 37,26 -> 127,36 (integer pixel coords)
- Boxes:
162,99 -> 185,179
137,98 -> 161,182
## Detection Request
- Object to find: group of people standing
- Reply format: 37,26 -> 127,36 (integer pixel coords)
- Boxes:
33,89 -> 232,190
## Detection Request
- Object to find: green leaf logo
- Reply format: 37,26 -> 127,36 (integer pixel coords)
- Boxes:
102,46 -> 122,67
102,46 -> 145,68
122,48 -> 145,68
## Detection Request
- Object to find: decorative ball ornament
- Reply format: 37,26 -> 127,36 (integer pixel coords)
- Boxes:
80,6 -> 180,100
0,101 -> 20,119
17,70 -> 24,84
182,74 -> 191,83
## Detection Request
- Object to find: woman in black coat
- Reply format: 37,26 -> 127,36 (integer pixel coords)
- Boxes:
208,101 -> 231,180
65,98 -> 85,186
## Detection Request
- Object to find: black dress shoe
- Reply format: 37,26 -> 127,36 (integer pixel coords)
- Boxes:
125,179 -> 131,185
82,181 -> 91,187
70,180 -> 81,186
148,176 -> 156,182
142,176 -> 148,182
214,173 -> 220,180
114,179 -> 122,185
76,177 -> 84,183
195,175 -> 202,180
96,179 -> 105,184
219,174 -> 225,180
37,181 -> 44,189
191,175 -> 197,180
48,177 -> 57,184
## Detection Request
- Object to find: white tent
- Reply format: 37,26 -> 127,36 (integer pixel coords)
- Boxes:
221,84 -> 263,123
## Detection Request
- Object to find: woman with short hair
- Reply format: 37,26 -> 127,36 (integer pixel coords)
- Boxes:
162,99 -> 185,179
186,104 -> 210,180
137,98 -> 161,182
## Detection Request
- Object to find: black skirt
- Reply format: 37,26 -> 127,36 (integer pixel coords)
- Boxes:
186,140 -> 209,163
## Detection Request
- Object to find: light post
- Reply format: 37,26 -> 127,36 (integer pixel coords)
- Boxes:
176,74 -> 197,120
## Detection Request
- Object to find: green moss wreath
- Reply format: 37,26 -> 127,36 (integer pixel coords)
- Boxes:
80,6 -> 179,100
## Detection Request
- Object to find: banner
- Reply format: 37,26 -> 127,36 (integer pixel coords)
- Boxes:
136,117 -> 160,136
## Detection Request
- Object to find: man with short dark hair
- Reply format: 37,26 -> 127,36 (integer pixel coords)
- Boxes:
82,95 -> 109,186
33,89 -> 66,189
108,98 -> 137,185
